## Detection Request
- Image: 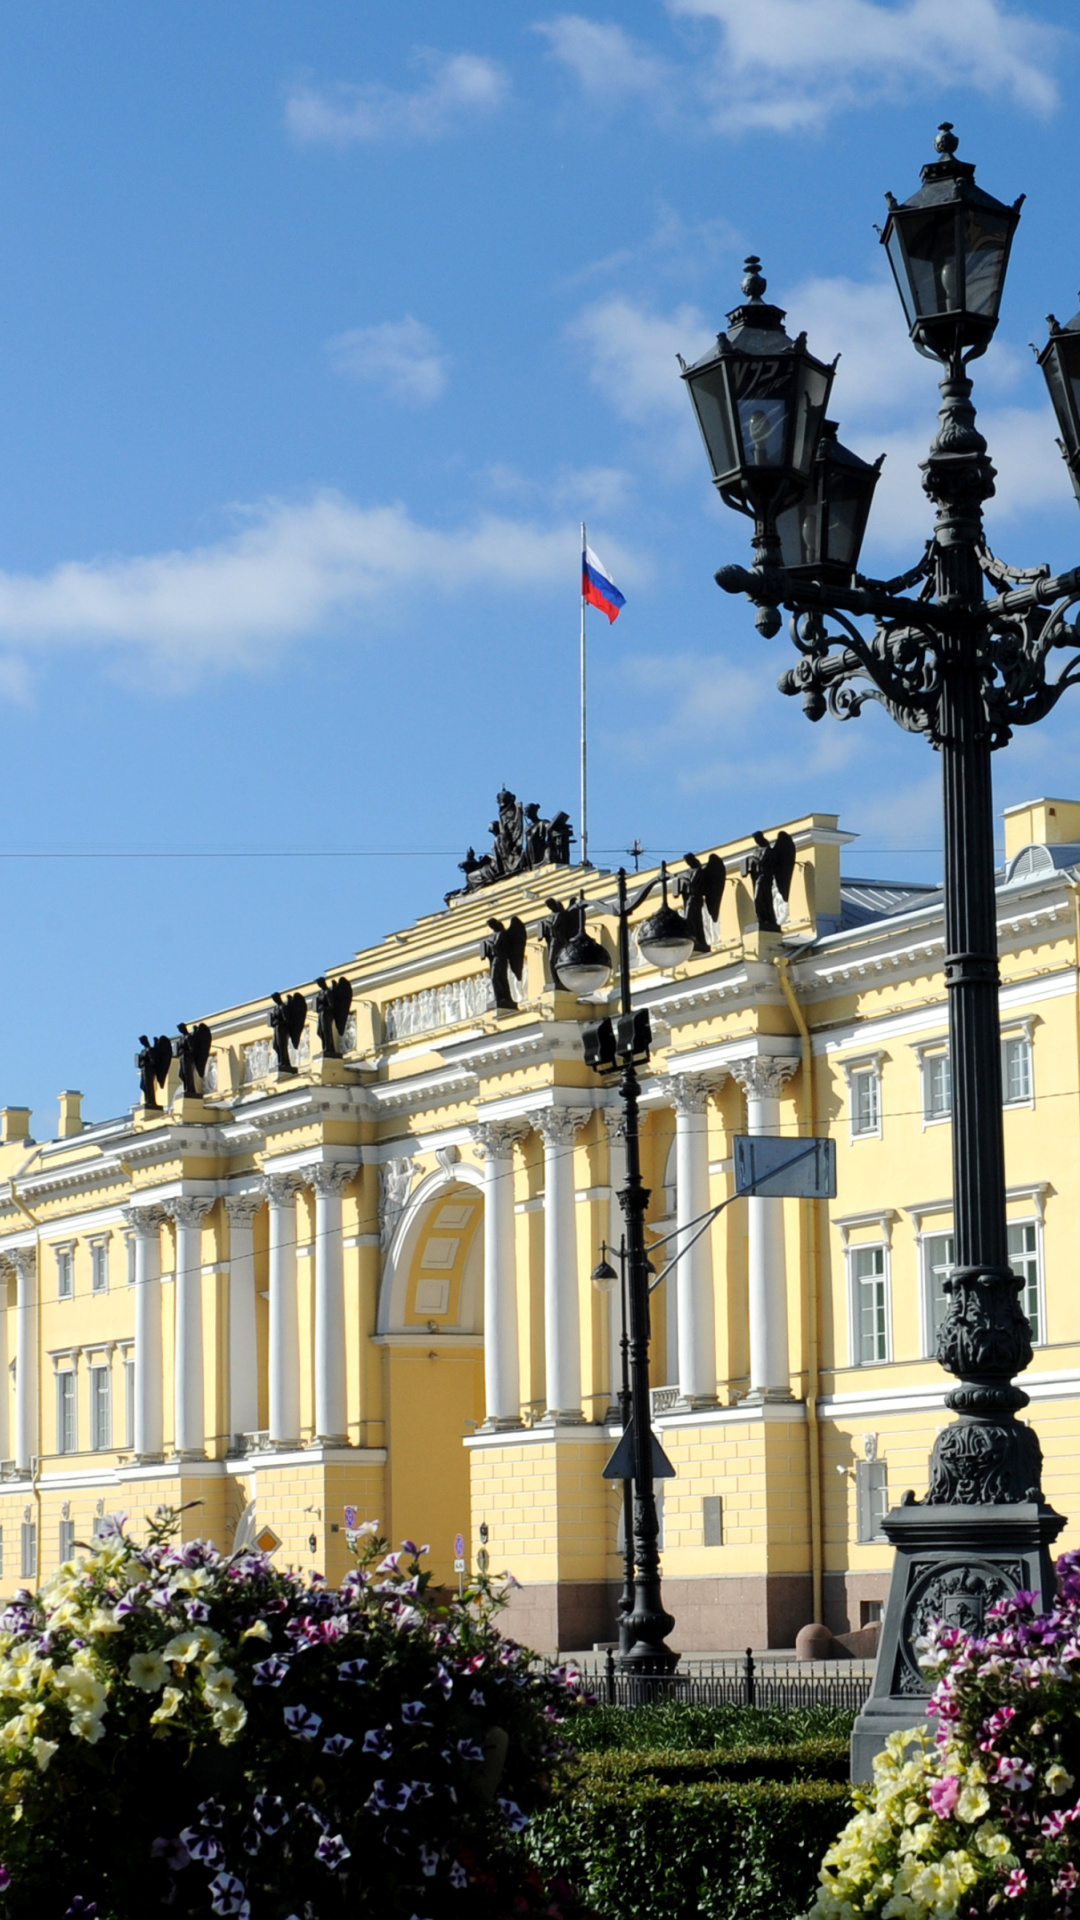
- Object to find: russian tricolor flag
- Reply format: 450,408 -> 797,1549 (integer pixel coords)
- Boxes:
582,541 -> 625,624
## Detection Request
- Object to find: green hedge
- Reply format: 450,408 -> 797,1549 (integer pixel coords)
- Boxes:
571,1736 -> 850,1787
530,1777 -> 852,1920
571,1702 -> 856,1753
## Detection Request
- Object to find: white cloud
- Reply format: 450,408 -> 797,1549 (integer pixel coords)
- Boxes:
672,0 -> 1061,128
326,318 -> 449,405
285,51 -> 509,147
567,295 -> 714,473
536,15 -> 672,100
0,494 -> 641,690
483,461 -> 634,514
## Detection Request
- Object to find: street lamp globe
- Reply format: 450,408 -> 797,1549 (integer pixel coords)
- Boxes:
775,420 -> 884,583
1038,303 -> 1080,507
591,1251 -> 618,1295
881,123 -> 1022,365
679,256 -> 836,520
637,865 -> 695,971
555,928 -> 612,996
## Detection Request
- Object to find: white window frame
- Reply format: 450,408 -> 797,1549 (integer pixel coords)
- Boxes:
55,1364 -> 77,1455
1001,1016 -> 1036,1110
910,1036 -> 951,1127
122,1347 -> 135,1449
836,1212 -> 897,1368
88,1358 -> 111,1451
846,1241 -> 892,1367
920,1227 -> 955,1358
55,1242 -> 75,1301
58,1518 -> 75,1562
20,1520 -> 36,1580
1007,1214 -> 1045,1348
89,1236 -> 110,1295
839,1049 -> 886,1143
125,1233 -> 136,1288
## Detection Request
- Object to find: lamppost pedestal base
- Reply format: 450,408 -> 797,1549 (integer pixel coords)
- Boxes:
851,1499 -> 1065,1781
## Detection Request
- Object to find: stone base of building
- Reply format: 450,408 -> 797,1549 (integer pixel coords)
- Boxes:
659,1572 -> 814,1651
822,1570 -> 891,1638
498,1578 -> 623,1654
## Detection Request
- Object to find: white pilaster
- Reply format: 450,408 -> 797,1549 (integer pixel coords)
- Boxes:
124,1205 -> 164,1461
311,1164 -> 353,1445
12,1249 -> 36,1474
169,1197 -> 213,1457
264,1174 -> 301,1446
670,1072 -> 721,1408
536,1107 -> 590,1423
472,1121 -> 527,1428
0,1265 -> 9,1465
224,1193 -> 260,1444
730,1056 -> 799,1401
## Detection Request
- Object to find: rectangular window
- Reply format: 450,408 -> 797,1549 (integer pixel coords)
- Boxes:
124,1358 -> 135,1449
126,1236 -> 136,1287
860,1600 -> 883,1627
923,1231 -> 955,1352
702,1494 -> 724,1547
1007,1220 -> 1041,1344
924,1052 -> 952,1121
852,1245 -> 888,1365
1002,1035 -> 1033,1106
90,1366 -> 111,1451
90,1242 -> 109,1294
20,1523 -> 36,1580
856,1460 -> 889,1542
850,1068 -> 880,1138
56,1371 -> 76,1455
56,1247 -> 73,1300
59,1519 -> 75,1562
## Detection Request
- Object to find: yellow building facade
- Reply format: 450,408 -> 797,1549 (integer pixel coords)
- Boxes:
0,793 -> 1076,1652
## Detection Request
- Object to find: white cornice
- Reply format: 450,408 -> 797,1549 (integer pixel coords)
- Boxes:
810,967 -> 1076,1058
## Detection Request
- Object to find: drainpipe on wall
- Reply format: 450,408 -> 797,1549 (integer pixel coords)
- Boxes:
774,949 -> 824,1627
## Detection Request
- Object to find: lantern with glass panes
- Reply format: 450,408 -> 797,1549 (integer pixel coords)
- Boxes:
774,421 -> 884,584
682,121 -> 1080,1778
1038,303 -> 1080,507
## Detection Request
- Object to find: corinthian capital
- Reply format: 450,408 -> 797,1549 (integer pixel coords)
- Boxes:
311,1161 -> 356,1198
471,1120 -> 528,1161
10,1246 -> 35,1281
728,1055 -> 799,1102
535,1106 -> 590,1148
224,1191 -> 260,1227
168,1196 -> 214,1230
123,1203 -> 165,1237
668,1071 -> 719,1117
261,1172 -> 301,1209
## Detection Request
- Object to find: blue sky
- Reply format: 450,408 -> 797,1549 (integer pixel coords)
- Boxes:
2,0 -> 1080,1133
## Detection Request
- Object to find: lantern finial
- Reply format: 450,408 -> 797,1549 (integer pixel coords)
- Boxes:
934,122 -> 959,158
741,255 -> 768,302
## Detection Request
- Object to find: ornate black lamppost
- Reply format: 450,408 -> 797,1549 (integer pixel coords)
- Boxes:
682,124 -> 1080,1771
557,866 -> 694,1673
591,1239 -> 635,1657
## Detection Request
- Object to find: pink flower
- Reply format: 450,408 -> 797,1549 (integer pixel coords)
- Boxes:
929,1774 -> 961,1818
1004,1867 -> 1028,1899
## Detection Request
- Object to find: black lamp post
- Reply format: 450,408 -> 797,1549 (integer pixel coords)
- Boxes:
684,123 -> 1080,1774
557,864 -> 694,1674
592,1240 -> 635,1657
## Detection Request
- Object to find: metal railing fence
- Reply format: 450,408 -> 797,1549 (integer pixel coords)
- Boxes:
574,1647 -> 876,1712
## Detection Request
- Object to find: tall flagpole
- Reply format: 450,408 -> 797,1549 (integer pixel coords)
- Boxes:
580,520 -> 588,867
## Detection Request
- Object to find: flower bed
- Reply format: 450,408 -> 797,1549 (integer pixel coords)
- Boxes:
806,1547 -> 1080,1918
0,1507 -> 591,1919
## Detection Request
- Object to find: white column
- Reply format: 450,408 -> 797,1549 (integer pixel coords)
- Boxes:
537,1107 -> 589,1423
264,1173 -> 301,1447
170,1197 -> 213,1457
125,1205 -> 163,1461
225,1193 -> 260,1444
730,1056 -> 799,1402
604,1109 -> 627,1412
312,1164 -> 353,1445
13,1248 -> 36,1474
472,1121 -> 526,1428
0,1263 -> 9,1464
670,1073 -> 720,1408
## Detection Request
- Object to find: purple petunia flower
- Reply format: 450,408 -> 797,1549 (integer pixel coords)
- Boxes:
151,1837 -> 191,1872
314,1834 -> 351,1870
179,1829 -> 223,1867
208,1871 -> 248,1916
0,1867 -> 10,1893
284,1704 -> 322,1742
419,1845 -> 439,1877
401,1701 -> 428,1723
457,1739 -> 485,1762
198,1800 -> 225,1829
365,1780 -> 413,1814
65,1902 -> 98,1917
252,1794 -> 289,1834
496,1796 -> 529,1833
338,1658 -> 369,1684
253,1655 -> 291,1688
449,1861 -> 468,1890
434,1663 -> 453,1699
362,1726 -> 394,1758
322,1733 -> 354,1757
